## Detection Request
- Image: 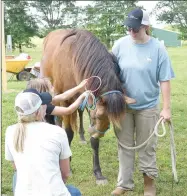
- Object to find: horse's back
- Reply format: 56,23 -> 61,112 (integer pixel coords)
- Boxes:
41,28 -> 113,94
43,29 -> 71,52
41,29 -> 77,93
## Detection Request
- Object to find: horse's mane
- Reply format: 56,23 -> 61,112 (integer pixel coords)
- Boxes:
61,29 -> 126,124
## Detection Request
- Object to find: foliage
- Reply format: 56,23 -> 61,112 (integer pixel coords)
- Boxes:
4,0 -> 140,49
4,0 -> 38,52
153,1 -> 187,40
163,25 -> 178,32
80,1 -> 138,48
29,0 -> 78,37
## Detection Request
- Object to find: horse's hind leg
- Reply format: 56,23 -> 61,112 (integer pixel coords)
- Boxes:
78,109 -> 87,144
90,137 -> 108,185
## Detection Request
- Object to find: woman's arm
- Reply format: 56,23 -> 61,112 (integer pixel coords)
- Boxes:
52,79 -> 88,104
59,158 -> 70,183
12,161 -> 16,170
51,92 -> 88,116
160,80 -> 171,121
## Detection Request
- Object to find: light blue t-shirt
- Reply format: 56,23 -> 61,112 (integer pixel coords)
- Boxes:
112,35 -> 175,110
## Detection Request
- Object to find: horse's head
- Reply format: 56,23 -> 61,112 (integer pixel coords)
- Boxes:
81,51 -> 136,138
87,90 -> 136,138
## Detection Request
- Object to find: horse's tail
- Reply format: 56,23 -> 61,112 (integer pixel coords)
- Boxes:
60,100 -> 78,132
70,111 -> 78,132
63,111 -> 78,132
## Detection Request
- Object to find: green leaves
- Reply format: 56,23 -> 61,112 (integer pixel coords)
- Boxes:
154,1 -> 187,40
4,1 -> 78,45
29,1 -> 77,34
4,1 -> 139,50
80,1 -> 138,49
4,1 -> 38,52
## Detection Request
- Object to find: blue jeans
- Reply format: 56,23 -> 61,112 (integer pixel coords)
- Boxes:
13,172 -> 81,196
66,185 -> 81,196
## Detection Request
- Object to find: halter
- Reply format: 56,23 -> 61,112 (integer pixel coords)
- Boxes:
84,90 -> 123,135
79,85 -> 123,135
79,75 -> 123,111
79,90 -> 123,111
100,90 -> 123,97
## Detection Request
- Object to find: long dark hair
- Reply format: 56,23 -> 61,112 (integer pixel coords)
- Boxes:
61,29 -> 126,124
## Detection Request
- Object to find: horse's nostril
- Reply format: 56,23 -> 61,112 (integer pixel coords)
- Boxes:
88,125 -> 95,135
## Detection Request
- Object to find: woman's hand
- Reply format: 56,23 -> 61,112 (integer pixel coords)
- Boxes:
160,108 -> 171,121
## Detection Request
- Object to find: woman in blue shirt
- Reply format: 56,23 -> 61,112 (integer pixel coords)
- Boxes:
111,8 -> 175,196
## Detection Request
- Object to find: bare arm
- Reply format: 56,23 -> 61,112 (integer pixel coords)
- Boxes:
51,92 -> 88,116
59,158 -> 70,183
11,161 -> 16,170
160,80 -> 171,120
52,79 -> 88,104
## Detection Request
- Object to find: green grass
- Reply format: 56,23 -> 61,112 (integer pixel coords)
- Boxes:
2,41 -> 187,196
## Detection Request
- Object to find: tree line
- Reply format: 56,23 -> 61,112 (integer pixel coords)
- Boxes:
4,0 -> 187,52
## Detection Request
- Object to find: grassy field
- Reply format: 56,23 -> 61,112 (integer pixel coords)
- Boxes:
2,41 -> 187,196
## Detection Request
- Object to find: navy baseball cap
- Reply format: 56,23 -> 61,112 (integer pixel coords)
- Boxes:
15,88 -> 52,116
23,88 -> 52,105
123,8 -> 150,29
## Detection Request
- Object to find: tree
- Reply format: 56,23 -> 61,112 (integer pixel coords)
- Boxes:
29,0 -> 78,37
163,25 -> 178,31
80,1 -> 138,48
4,0 -> 38,52
153,1 -> 187,40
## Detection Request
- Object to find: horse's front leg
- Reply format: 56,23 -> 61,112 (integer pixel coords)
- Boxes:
63,114 -> 74,175
66,127 -> 74,146
90,137 -> 108,185
65,126 -> 74,176
78,109 -> 87,144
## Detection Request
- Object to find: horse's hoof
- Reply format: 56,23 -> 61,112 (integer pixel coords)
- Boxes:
96,178 -> 108,185
79,140 -> 87,144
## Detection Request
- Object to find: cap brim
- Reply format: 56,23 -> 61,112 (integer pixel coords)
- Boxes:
24,88 -> 38,94
124,18 -> 141,29
40,92 -> 52,105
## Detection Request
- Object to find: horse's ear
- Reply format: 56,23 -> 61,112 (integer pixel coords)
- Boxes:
124,96 -> 136,104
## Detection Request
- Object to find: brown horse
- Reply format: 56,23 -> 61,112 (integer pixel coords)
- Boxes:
40,29 -> 135,185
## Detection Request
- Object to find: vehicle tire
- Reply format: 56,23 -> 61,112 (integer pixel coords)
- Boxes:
17,71 -> 31,81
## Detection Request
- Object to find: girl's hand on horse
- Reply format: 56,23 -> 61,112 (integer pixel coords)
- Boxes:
83,90 -> 91,97
79,91 -> 90,99
78,79 -> 88,90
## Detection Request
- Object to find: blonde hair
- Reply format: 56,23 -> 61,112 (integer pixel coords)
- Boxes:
14,107 -> 44,152
146,28 -> 150,36
142,25 -> 150,36
27,78 -> 53,94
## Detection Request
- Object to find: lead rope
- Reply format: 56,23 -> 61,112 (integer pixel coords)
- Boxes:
79,76 -> 102,111
79,76 -> 124,112
116,117 -> 178,183
79,77 -> 178,184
